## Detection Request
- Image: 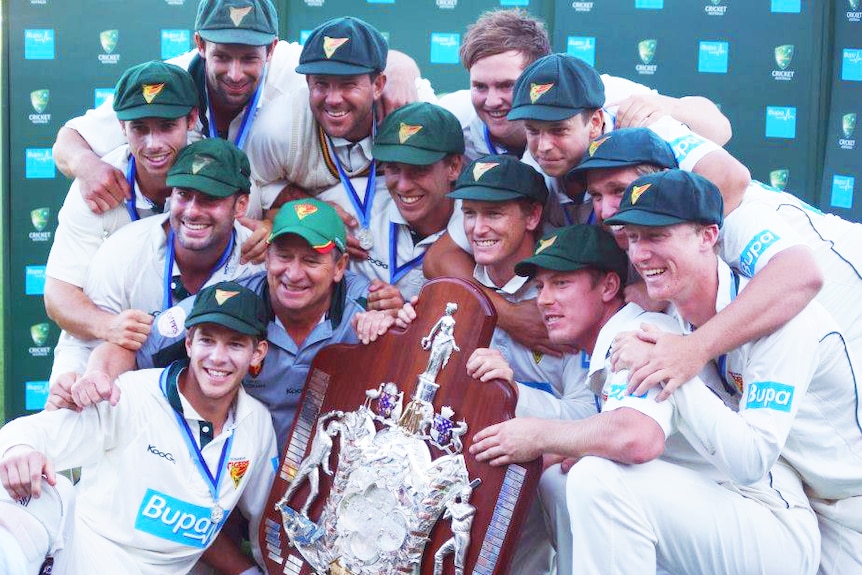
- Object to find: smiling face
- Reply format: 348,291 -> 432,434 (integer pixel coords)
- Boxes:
169,188 -> 247,255
265,234 -> 348,323
525,110 -> 603,178
586,165 -> 645,249
197,38 -> 273,113
184,323 -> 267,405
462,199 -> 541,285
384,155 -> 461,237
469,50 -> 529,150
122,114 -> 196,179
307,73 -> 385,142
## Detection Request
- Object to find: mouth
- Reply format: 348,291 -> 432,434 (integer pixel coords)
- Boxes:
203,367 -> 232,381
142,152 -> 171,168
483,109 -> 510,121
325,109 -> 349,120
222,80 -> 250,95
472,238 -> 499,249
543,313 -> 564,328
640,267 -> 667,279
398,194 -> 422,205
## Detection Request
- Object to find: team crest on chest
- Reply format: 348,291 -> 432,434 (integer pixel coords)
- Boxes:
229,458 -> 251,488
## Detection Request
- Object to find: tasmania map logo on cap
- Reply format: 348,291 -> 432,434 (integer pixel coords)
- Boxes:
229,6 -> 253,26
214,289 -> 240,305
323,37 -> 349,59
588,136 -> 611,156
630,184 -> 650,204
399,123 -> 423,144
472,162 -> 499,181
529,82 -> 554,104
294,203 -> 318,219
192,155 -> 214,174
536,235 -> 557,254
142,83 -> 165,104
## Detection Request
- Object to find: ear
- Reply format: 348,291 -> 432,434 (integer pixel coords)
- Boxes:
587,109 -> 604,140
700,224 -> 720,251
265,39 -> 278,61
332,251 -> 349,282
119,120 -> 128,137
372,73 -> 387,101
194,33 -> 206,57
186,108 -> 200,131
525,202 -> 543,233
233,194 -> 249,219
445,155 -> 463,183
600,271 -> 622,303
184,331 -> 194,357
251,339 -> 269,368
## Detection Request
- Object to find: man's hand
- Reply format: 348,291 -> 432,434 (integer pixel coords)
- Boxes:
352,310 -> 396,344
465,348 -> 514,386
608,93 -> 674,130
71,370 -> 121,408
45,372 -> 81,412
469,418 -> 546,466
366,279 -> 404,314
0,445 -> 56,500
239,216 -> 273,265
98,309 -> 153,351
542,453 -> 580,473
625,324 -> 710,401
395,298 -> 418,329
324,202 -> 369,261
77,154 -> 131,214
380,50 -> 421,120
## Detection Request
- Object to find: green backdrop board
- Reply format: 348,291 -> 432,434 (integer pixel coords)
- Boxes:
553,0 -> 831,206
819,1 -> 862,218
284,0 -> 554,95
4,0 -> 202,421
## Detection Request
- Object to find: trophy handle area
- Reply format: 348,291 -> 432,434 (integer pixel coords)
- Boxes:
260,277 -> 542,575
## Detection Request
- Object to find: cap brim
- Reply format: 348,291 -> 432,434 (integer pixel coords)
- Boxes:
116,104 -> 193,121
198,29 -> 275,46
507,105 -> 582,122
372,144 -> 447,166
166,173 -> 241,198
296,61 -> 376,75
603,209 -> 688,227
447,185 -> 524,201
514,254 -> 588,278
186,313 -> 262,336
268,229 -> 338,254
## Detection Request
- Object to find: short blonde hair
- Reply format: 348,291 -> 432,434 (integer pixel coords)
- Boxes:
460,9 -> 551,70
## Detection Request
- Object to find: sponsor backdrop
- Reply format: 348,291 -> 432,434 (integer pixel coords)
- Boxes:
1,0 -> 858,420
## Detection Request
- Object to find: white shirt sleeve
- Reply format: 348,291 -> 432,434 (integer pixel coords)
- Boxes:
63,97 -> 127,158
245,93 -> 296,209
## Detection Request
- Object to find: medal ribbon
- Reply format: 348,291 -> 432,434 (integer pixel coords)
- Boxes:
125,155 -> 140,222
162,227 -> 236,311
205,65 -> 267,150
483,124 -> 502,155
160,366 -> 234,516
327,136 -> 377,232
388,222 -> 425,285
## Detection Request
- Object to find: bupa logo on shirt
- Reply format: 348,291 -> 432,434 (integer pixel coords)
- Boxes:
134,489 -> 223,547
606,383 -> 647,401
668,133 -> 708,165
739,230 -> 780,276
745,381 -> 794,412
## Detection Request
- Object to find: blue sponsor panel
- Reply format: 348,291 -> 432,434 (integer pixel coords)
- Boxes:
668,133 -> 709,166
500,0 -> 530,5
94,88 -> 115,108
430,33 -> 460,64
745,381 -> 794,412
738,230 -> 780,276
842,49 -> 862,81
25,266 -> 46,295
830,175 -> 855,209
635,0 -> 663,9
24,29 -> 55,60
771,0 -> 801,13
567,37 -> 596,67
161,29 -> 190,60
25,149 -> 55,179
134,489 -> 224,548
25,381 -> 50,411
299,30 -> 312,45
698,41 -> 729,74
765,106 -> 797,139
367,0 -> 395,3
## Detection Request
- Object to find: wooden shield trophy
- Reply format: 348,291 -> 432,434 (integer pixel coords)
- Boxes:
260,277 -> 541,575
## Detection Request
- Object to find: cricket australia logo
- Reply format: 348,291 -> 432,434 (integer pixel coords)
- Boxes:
839,113 -> 857,150
704,0 -> 727,15
848,0 -> 861,22
636,39 -> 658,75
29,323 -> 51,357
29,89 -> 51,125
98,30 -> 121,65
29,207 -> 52,242
772,45 -> 795,81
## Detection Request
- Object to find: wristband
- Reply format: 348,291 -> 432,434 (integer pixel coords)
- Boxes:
647,116 -> 721,172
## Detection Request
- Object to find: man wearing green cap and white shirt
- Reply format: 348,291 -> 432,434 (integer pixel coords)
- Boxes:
70,199 -> 378,450
600,170 -> 862,574
470,221 -> 822,575
0,281 -> 276,575
247,16 -> 397,262
44,60 -> 199,359
347,102 -> 464,300
49,138 -> 263,391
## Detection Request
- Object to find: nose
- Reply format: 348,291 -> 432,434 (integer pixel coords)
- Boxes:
227,59 -> 243,82
325,85 -> 344,106
283,258 -> 304,282
535,131 -> 553,153
628,240 -> 648,265
209,340 -> 229,363
472,213 -> 491,235
486,87 -> 504,109
600,199 -> 618,223
536,283 -> 553,307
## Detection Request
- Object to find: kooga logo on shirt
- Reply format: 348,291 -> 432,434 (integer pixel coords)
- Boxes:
135,488 -> 223,547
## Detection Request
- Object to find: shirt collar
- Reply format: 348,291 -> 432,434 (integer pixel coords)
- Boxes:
473,264 -> 530,296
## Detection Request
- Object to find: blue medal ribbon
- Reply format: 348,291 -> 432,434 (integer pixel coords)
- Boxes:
327,136 -> 377,232
160,367 -> 233,519
125,155 -> 140,222
205,65 -> 267,150
483,124 -> 502,155
388,222 -> 426,285
162,228 -> 236,311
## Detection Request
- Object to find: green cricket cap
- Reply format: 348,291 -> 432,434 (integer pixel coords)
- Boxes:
448,154 -> 548,203
167,138 -> 251,198
373,102 -> 465,165
515,224 -> 628,282
185,281 -> 267,338
296,17 -> 387,76
568,128 -> 677,177
195,0 -> 278,46
508,54 -> 605,122
113,61 -> 198,121
269,199 -> 347,254
604,169 -> 724,228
